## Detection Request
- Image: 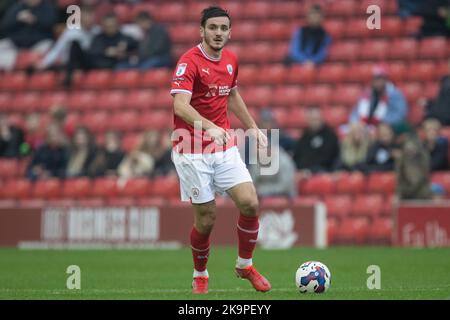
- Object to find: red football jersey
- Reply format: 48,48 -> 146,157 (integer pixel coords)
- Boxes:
170,43 -> 238,153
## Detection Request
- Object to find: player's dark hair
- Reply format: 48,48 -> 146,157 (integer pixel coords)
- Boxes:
201,6 -> 231,27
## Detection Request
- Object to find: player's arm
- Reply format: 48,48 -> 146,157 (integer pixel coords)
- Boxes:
228,88 -> 267,147
173,93 -> 230,145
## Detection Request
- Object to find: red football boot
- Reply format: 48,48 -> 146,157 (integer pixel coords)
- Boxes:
192,276 -> 209,294
235,265 -> 271,292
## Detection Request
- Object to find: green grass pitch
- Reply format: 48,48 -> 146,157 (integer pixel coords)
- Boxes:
0,247 -> 449,300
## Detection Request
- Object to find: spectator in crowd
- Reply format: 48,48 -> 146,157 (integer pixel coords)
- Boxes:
365,123 -> 399,172
249,136 -> 297,199
0,0 -> 57,70
397,0 -> 423,18
27,124 -> 69,180
88,130 -> 125,177
421,118 -> 449,171
36,6 -> 99,86
335,121 -> 370,172
416,0 -> 450,38
285,4 -> 331,66
0,113 -> 25,158
396,134 -> 433,200
116,11 -> 172,70
48,105 -> 75,139
24,112 -> 45,152
88,13 -> 138,70
66,126 -> 97,177
424,58 -> 450,124
137,130 -> 174,177
259,109 -> 295,154
293,107 -> 339,174
350,65 -> 409,131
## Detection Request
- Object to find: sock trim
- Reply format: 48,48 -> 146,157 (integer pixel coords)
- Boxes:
191,245 -> 210,252
237,224 -> 259,234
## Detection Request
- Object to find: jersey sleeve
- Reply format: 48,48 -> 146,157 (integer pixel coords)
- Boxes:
231,55 -> 239,90
170,56 -> 197,96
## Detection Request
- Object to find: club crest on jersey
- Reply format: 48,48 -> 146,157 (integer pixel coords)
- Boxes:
176,63 -> 187,76
227,64 -> 233,75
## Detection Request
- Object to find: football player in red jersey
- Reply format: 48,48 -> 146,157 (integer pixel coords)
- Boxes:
170,6 -> 271,294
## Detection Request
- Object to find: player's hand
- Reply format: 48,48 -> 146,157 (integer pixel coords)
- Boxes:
206,126 -> 231,146
255,128 -> 268,149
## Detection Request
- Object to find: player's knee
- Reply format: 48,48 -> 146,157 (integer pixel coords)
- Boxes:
239,197 -> 259,217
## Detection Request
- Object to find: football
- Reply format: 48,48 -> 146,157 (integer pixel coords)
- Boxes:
295,261 -> 331,293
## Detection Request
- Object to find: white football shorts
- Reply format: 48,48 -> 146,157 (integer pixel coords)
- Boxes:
171,146 -> 253,204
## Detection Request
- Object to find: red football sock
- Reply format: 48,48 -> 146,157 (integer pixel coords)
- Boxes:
190,226 -> 210,272
237,213 -> 259,259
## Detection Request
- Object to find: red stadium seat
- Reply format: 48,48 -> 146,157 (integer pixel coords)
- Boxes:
379,17 -> 404,37
399,82 -> 423,104
303,85 -> 332,105
92,177 -> 119,199
78,198 -> 105,207
301,174 -> 335,196
316,63 -> 346,84
32,179 -> 62,199
112,70 -> 140,89
0,159 -> 19,179
157,3 -> 186,23
437,61 -> 449,79
367,217 -> 393,244
47,198 -> 77,207
408,103 -> 424,126
120,178 -> 152,198
360,40 -> 389,60
282,107 -> 306,128
107,197 -> 136,207
244,42 -> 273,64
152,175 -> 180,199
323,106 -> 348,128
242,86 -> 273,108
40,92 -> 68,111
419,37 -> 447,59
346,63 -> 374,83
333,217 -> 369,244
328,41 -> 360,61
256,64 -> 287,85
327,0 -> 356,17
242,1 -> 271,19
323,19 -> 345,41
388,38 -> 418,60
153,90 -> 173,109
344,19 -> 371,39
0,179 -> 32,199
169,24 -> 199,44
351,194 -> 384,219
186,2 -> 212,21
272,86 -> 303,107
137,111 -> 172,131
404,16 -> 423,35
113,3 -> 132,23
258,21 -> 292,41
12,92 -> 41,112
68,91 -> 97,111
231,21 -> 258,42
424,82 -> 439,100
141,69 -> 172,88
327,217 -> 338,245
96,90 -> 126,111
386,62 -> 407,83
28,71 -> 58,91
238,65 -> 258,86
108,111 -> 138,132
81,111 -> 109,133
18,199 -> 46,208
137,197 -> 165,207
0,93 -> 12,112
333,85 -> 362,106
0,72 -> 28,91
407,61 -> 437,82
324,195 -> 352,220
260,197 -> 290,207
62,178 -> 92,199
335,172 -> 366,194
382,194 -> 395,217
286,65 -> 316,84
125,89 -> 155,110
272,1 -> 304,19
15,50 -> 41,70
122,133 -> 141,153
81,70 -> 113,90
367,172 -> 396,195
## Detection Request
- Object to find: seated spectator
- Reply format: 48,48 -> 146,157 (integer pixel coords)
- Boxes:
27,124 -> 69,180
24,112 -> 45,152
116,11 -> 172,70
88,130 -> 125,177
335,122 -> 370,172
398,0 -> 423,18
421,118 -> 449,171
350,65 -> 409,131
36,6 -> 99,86
416,0 -> 450,38
424,58 -> 450,124
249,137 -> 297,199
0,113 -> 25,158
365,123 -> 399,172
66,126 -> 97,177
396,134 -> 433,200
259,109 -> 295,154
293,107 -> 339,173
138,130 -> 174,177
0,0 -> 57,70
285,4 -> 331,66
88,13 -> 138,70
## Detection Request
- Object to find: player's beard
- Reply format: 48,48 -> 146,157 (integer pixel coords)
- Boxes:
205,35 -> 228,52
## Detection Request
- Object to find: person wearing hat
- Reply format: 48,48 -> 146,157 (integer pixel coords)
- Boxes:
349,65 -> 409,131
